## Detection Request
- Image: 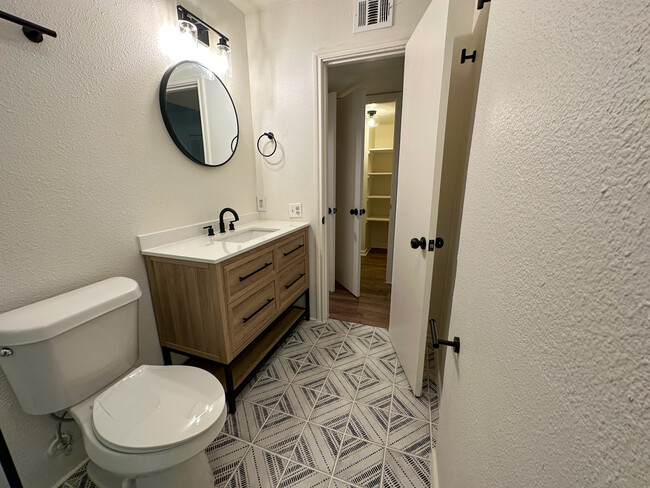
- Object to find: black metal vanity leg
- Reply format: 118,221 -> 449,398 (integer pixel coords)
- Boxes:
161,347 -> 172,365
224,364 -> 236,414
304,288 -> 310,321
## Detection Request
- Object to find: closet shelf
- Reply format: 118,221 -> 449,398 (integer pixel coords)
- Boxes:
368,148 -> 393,154
368,172 -> 392,176
367,195 -> 391,199
366,217 -> 390,222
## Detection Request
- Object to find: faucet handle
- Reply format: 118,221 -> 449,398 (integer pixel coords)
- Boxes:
203,225 -> 215,236
229,221 -> 236,231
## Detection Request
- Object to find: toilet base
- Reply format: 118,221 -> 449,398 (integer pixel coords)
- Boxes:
87,450 -> 214,488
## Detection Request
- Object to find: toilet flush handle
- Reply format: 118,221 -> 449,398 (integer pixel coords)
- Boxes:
0,347 -> 13,357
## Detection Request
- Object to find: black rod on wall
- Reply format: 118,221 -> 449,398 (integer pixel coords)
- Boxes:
0,10 -> 57,43
0,429 -> 22,488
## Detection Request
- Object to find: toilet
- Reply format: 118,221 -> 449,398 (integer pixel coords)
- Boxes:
0,277 -> 226,488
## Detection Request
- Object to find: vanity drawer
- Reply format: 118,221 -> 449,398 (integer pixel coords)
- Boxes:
278,258 -> 307,307
224,247 -> 275,302
228,281 -> 278,352
276,232 -> 306,269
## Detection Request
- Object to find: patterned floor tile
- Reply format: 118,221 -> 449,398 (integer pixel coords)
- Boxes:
343,335 -> 371,355
305,345 -> 339,367
381,449 -> 430,488
278,462 -> 331,487
334,435 -> 384,488
316,332 -> 347,351
254,411 -> 306,457
373,327 -> 391,341
245,376 -> 289,408
391,386 -> 430,421
309,393 -> 354,432
368,341 -> 397,363
226,445 -> 288,488
333,352 -> 366,376
430,420 -> 438,449
288,326 -> 321,344
346,402 -> 390,446
322,369 -> 360,401
324,319 -> 351,335
348,323 -> 376,341
206,433 -> 250,487
292,362 -> 330,391
330,479 -> 358,488
355,377 -> 393,411
275,383 -> 320,419
361,357 -> 395,383
278,340 -> 313,362
222,401 -> 271,442
263,356 -> 302,383
387,413 -> 431,458
393,362 -> 410,387
292,423 -> 343,473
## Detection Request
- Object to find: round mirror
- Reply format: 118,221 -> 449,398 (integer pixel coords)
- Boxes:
159,61 -> 239,167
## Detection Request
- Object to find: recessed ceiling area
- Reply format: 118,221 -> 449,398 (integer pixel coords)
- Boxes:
328,55 -> 405,97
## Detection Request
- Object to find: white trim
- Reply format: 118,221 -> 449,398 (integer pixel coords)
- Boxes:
314,40 -> 407,322
431,447 -> 440,488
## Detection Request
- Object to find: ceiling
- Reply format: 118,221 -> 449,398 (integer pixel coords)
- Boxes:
366,101 -> 396,125
229,0 -> 297,14
328,56 -> 405,97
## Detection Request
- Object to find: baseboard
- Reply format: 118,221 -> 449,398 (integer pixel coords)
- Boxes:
361,247 -> 371,256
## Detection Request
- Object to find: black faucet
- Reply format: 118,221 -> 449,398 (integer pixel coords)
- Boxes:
219,207 -> 240,233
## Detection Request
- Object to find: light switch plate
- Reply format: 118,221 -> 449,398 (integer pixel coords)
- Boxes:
289,203 -> 302,218
257,196 -> 266,212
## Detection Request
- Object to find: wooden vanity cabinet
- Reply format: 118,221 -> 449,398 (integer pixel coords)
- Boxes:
144,228 -> 309,409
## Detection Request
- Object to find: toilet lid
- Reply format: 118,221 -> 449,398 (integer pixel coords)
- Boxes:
92,365 -> 225,453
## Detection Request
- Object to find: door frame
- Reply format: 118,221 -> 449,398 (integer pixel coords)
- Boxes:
314,40 -> 407,321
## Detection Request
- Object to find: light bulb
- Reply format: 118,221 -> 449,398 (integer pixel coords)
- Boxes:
368,118 -> 378,128
214,37 -> 232,78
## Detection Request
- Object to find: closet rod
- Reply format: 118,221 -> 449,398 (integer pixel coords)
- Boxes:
0,10 -> 57,42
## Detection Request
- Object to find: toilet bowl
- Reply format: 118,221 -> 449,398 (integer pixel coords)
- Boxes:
0,277 -> 226,488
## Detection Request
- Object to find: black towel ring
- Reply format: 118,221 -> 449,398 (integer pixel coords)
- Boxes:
257,132 -> 277,157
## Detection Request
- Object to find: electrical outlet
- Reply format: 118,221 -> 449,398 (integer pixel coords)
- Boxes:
257,196 -> 266,212
289,203 -> 302,218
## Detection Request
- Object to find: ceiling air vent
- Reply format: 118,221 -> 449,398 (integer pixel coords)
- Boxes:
353,0 -> 393,34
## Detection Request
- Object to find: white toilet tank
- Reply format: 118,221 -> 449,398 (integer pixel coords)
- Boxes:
0,277 -> 142,415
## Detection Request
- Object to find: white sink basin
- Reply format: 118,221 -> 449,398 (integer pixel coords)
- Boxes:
221,228 -> 279,243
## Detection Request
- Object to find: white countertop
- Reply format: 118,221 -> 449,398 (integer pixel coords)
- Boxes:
139,219 -> 310,264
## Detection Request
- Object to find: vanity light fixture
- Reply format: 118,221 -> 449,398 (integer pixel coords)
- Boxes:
367,110 -> 379,128
177,5 -> 232,77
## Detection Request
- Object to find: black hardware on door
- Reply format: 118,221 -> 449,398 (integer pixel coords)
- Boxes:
333,208 -> 337,214
428,237 -> 445,252
477,0 -> 491,9
429,319 -> 460,354
242,298 -> 274,323
322,216 -> 325,225
239,262 -> 272,281
350,208 -> 358,215
328,207 -> 332,214
461,48 -> 477,63
359,209 -> 366,215
410,237 -> 426,250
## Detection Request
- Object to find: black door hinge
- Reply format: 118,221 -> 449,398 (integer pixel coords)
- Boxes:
477,0 -> 491,9
461,48 -> 476,64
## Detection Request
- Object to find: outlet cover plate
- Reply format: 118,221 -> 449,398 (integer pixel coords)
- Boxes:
289,203 -> 302,218
257,196 -> 266,212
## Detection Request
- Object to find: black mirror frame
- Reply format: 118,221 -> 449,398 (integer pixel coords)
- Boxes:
159,60 -> 239,167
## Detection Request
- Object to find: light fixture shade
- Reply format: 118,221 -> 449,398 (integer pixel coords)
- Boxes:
367,109 -> 379,128
215,37 -> 232,78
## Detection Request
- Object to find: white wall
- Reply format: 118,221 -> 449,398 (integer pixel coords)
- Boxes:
0,0 -> 256,486
438,1 -> 650,486
245,0 -> 432,315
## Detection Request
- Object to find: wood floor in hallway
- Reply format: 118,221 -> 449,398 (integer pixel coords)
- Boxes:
329,249 -> 391,328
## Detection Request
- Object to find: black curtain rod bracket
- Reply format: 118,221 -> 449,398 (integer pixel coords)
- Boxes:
0,10 -> 57,43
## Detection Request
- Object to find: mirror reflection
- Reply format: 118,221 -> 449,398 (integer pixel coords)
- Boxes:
160,61 -> 239,167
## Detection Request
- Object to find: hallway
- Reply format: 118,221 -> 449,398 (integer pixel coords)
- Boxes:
329,250 -> 391,328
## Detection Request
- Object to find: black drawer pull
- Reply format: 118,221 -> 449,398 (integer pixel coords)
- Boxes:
239,262 -> 272,282
284,273 -> 306,289
283,244 -> 304,257
242,298 -> 274,323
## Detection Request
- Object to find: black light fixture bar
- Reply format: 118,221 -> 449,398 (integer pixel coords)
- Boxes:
177,5 -> 229,48
0,9 -> 57,43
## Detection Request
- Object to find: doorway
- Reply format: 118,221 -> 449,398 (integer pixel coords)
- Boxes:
324,56 -> 404,329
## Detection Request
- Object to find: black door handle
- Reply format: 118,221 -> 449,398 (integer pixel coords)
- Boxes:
328,207 -> 332,214
360,209 -> 366,215
410,237 -> 426,250
350,208 -> 358,215
333,208 -> 337,214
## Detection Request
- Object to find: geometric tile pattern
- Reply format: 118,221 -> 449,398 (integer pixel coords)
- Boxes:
61,318 -> 439,488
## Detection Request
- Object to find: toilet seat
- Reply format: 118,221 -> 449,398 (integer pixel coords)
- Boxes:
92,365 -> 225,453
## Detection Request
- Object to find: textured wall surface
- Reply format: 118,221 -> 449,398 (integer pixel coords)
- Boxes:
0,0 -> 256,485
245,0 -> 432,315
438,1 -> 649,486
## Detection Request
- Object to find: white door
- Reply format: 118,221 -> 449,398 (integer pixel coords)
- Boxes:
327,92 -> 337,293
385,94 -> 403,284
389,0 -> 472,393
335,88 -> 366,297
